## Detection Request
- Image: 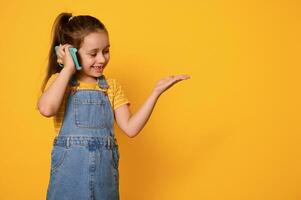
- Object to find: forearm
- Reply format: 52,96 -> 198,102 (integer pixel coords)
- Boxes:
126,90 -> 161,137
38,68 -> 73,117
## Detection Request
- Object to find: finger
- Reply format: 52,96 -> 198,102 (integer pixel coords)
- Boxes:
171,75 -> 190,84
63,44 -> 72,56
175,74 -> 190,80
57,44 -> 66,57
169,74 -> 190,79
57,58 -> 63,64
62,43 -> 72,52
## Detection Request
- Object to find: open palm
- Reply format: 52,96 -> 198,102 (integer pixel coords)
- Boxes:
154,74 -> 190,95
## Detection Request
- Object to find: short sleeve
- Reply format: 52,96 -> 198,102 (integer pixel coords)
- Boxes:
36,73 -> 59,111
45,73 -> 59,91
113,79 -> 130,110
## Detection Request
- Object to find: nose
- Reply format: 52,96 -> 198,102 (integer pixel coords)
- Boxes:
96,53 -> 106,64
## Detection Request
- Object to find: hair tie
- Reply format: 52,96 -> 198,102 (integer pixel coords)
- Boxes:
68,16 -> 75,22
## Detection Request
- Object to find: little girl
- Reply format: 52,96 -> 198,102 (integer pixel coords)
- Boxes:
38,12 -> 190,200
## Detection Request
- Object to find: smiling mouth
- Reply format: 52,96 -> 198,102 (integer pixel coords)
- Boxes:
93,66 -> 104,71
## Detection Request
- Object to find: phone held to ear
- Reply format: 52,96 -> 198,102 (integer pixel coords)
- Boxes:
55,46 -> 82,70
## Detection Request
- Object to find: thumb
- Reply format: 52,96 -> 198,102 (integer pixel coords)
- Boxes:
64,45 -> 72,56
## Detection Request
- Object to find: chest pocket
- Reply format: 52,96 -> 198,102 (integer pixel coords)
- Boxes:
74,96 -> 109,129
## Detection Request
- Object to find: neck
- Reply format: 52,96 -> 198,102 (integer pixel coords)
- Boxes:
75,73 -> 98,83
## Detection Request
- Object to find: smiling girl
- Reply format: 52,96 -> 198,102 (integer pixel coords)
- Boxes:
38,12 -> 190,200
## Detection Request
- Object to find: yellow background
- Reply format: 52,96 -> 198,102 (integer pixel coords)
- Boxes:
0,0 -> 300,199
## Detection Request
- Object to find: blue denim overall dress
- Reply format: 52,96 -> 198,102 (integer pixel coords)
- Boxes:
46,75 -> 120,200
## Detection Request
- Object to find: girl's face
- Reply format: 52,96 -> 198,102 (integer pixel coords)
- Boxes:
77,30 -> 110,82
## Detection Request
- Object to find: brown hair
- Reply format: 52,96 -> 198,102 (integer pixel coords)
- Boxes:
40,12 -> 108,92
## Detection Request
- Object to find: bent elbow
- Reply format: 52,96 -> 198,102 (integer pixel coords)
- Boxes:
128,135 -> 136,139
126,130 -> 138,138
37,103 -> 56,118
38,107 -> 55,118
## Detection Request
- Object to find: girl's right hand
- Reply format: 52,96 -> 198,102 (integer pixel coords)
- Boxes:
56,44 -> 77,74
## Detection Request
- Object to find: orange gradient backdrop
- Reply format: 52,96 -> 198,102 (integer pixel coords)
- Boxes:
0,0 -> 300,199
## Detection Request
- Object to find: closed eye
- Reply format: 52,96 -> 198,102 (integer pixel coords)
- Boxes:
89,50 -> 110,57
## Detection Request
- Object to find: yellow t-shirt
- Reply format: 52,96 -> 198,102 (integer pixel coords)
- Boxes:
44,73 -> 130,135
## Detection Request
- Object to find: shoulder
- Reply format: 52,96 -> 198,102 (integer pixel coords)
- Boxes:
106,77 -> 130,108
106,77 -> 120,85
49,72 -> 60,80
45,73 -> 60,90
48,72 -> 60,84
106,77 -> 116,85
45,72 -> 71,94
106,78 -> 122,90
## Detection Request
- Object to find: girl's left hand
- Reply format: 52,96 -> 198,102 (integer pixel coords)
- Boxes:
153,74 -> 190,95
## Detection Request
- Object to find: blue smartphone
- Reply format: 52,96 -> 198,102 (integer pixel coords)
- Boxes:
55,45 -> 82,70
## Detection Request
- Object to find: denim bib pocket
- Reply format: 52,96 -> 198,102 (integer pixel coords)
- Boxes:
74,97 -> 106,129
